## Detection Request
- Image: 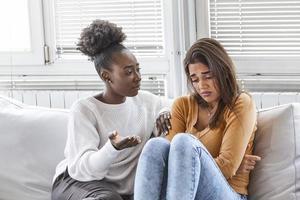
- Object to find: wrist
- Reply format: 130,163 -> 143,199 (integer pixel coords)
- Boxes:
109,139 -> 121,150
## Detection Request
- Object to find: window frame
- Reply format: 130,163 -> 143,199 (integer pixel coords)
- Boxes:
43,0 -> 173,75
0,0 -> 176,75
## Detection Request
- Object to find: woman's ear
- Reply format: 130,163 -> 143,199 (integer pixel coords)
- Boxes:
100,70 -> 112,83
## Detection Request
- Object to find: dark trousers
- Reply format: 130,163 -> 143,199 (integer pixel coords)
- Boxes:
51,169 -> 133,200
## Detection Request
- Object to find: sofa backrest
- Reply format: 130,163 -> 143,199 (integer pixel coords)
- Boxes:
1,95 -> 300,200
0,96 -> 68,200
248,103 -> 300,200
1,91 -> 300,109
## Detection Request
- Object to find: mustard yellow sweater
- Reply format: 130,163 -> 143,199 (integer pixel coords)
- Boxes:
166,93 -> 257,195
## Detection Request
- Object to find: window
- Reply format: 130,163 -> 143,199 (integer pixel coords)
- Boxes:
0,0 -> 173,74
0,0 -> 30,52
27,0 -> 175,76
209,0 -> 300,57
48,0 -> 173,76
0,0 -> 178,98
0,0 -> 44,65
196,0 -> 300,74
54,0 -> 165,59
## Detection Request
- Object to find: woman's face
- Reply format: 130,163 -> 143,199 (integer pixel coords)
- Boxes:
188,62 -> 220,107
108,50 -> 141,97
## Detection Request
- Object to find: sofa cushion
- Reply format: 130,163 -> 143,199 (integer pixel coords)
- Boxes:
0,96 -> 69,200
248,103 -> 300,200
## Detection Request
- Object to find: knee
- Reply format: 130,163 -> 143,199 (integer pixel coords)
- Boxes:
171,133 -> 197,149
170,133 -> 205,155
140,137 -> 170,160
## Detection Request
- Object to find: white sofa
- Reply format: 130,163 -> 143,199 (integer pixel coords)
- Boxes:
0,95 -> 299,200
0,96 -> 68,200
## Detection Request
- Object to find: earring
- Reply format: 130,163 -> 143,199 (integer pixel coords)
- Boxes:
107,80 -> 112,83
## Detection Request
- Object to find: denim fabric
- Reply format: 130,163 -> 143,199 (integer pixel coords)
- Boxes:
134,133 -> 248,200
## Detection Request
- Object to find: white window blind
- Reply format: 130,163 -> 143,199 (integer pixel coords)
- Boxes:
209,0 -> 300,56
55,0 -> 164,58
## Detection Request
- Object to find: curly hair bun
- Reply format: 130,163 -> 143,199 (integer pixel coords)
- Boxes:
77,19 -> 126,59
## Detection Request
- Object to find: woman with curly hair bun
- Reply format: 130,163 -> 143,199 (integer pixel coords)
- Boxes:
51,20 -> 172,200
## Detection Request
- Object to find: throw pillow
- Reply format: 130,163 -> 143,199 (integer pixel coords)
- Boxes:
0,96 -> 69,200
248,103 -> 300,200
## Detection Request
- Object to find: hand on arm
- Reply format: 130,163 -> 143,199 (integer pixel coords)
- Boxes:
109,131 -> 141,150
237,154 -> 261,174
165,97 -> 188,141
155,111 -> 171,136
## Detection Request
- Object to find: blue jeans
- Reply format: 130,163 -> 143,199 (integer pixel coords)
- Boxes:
134,133 -> 247,200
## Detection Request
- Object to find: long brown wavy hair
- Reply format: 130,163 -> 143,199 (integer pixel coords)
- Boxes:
184,38 -> 241,128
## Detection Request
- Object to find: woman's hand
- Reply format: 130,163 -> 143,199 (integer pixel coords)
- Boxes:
109,131 -> 141,150
237,154 -> 261,174
156,111 -> 171,136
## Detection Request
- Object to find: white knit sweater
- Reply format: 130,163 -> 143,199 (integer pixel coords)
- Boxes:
54,90 -> 172,194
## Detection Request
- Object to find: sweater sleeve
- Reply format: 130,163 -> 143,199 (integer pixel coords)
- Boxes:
65,101 -> 121,181
138,91 -> 173,136
214,94 -> 257,179
142,90 -> 173,117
